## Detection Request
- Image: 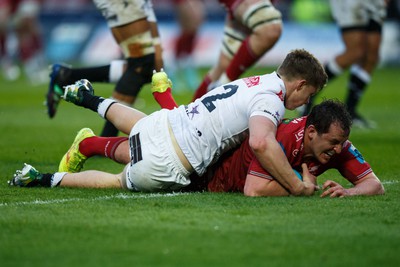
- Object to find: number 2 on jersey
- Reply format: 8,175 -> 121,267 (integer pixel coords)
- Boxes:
201,84 -> 238,112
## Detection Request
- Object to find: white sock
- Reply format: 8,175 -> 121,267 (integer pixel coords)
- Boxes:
51,172 -> 67,188
97,98 -> 117,119
350,65 -> 371,83
109,60 -> 125,83
327,60 -> 343,75
218,72 -> 231,86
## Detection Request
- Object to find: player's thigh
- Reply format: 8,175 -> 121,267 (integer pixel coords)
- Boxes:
110,19 -> 151,43
341,31 -> 367,60
93,0 -> 149,27
106,103 -> 147,134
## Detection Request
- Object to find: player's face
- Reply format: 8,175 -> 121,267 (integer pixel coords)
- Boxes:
285,84 -> 317,110
309,123 -> 348,164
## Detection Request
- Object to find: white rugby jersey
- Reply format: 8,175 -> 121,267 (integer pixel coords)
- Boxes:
168,72 -> 286,176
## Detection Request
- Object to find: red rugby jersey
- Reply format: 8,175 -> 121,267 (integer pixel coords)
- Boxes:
207,117 -> 372,192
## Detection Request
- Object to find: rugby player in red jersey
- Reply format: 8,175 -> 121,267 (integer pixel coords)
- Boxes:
200,99 -> 384,197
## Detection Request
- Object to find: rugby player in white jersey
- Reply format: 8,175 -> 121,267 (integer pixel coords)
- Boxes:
11,49 -> 327,196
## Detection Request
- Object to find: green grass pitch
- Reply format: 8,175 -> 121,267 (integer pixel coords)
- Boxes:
1,67 -> 400,267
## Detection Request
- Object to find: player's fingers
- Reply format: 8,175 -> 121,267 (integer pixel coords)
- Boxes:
322,180 -> 337,190
330,190 -> 340,198
301,163 -> 310,175
320,186 -> 336,198
320,189 -> 330,198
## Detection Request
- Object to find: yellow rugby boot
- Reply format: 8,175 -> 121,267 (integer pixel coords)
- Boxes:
151,69 -> 173,93
59,128 -> 95,172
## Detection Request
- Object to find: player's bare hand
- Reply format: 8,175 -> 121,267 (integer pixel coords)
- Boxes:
320,180 -> 350,198
300,163 -> 318,196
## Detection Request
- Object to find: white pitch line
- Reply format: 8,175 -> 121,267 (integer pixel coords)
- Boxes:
381,180 -> 400,185
0,192 -> 189,207
1,180 -> 398,207
340,180 -> 398,187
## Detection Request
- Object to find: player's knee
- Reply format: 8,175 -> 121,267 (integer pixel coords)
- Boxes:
119,31 -> 155,58
253,22 -> 282,46
114,55 -> 155,96
221,26 -> 246,59
346,48 -> 366,63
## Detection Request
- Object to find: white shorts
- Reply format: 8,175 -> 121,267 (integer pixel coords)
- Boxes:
122,109 -> 191,192
329,0 -> 386,29
93,0 -> 157,28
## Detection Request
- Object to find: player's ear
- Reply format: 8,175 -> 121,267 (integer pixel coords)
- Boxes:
296,79 -> 307,91
307,125 -> 317,139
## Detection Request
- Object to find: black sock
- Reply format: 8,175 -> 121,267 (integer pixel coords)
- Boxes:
100,120 -> 119,137
37,173 -> 54,188
70,65 -> 111,83
324,63 -> 338,81
346,73 -> 367,116
81,91 -> 105,112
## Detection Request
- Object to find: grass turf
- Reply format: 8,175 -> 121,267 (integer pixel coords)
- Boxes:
1,67 -> 399,267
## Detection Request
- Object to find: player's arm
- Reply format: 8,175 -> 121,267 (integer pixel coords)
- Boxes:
248,115 -> 316,196
244,164 -> 315,197
244,174 -> 289,196
320,172 -> 384,198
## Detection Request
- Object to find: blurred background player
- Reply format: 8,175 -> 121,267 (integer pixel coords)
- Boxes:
0,0 -> 47,84
302,0 -> 389,128
46,0 -> 164,137
192,0 -> 282,100
168,0 -> 204,91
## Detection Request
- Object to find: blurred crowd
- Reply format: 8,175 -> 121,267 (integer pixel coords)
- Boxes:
1,0 -> 399,85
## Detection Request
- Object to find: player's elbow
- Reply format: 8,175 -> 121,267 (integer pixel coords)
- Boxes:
243,178 -> 264,197
375,182 -> 385,195
244,183 -> 290,197
366,175 -> 385,195
365,182 -> 385,196
243,186 -> 263,197
356,178 -> 385,196
249,136 -> 269,156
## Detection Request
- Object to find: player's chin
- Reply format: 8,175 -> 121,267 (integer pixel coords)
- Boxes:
285,103 -> 296,111
318,153 -> 331,164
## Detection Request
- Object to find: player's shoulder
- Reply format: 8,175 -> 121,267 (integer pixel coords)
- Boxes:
280,117 -> 307,130
239,72 -> 278,85
277,117 -> 306,144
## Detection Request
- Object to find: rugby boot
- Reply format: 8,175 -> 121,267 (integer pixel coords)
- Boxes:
9,164 -> 42,187
151,69 -> 173,93
62,79 -> 94,106
59,128 -> 95,173
46,63 -> 72,118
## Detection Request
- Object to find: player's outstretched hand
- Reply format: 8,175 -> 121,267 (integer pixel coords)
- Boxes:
320,180 -> 349,198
